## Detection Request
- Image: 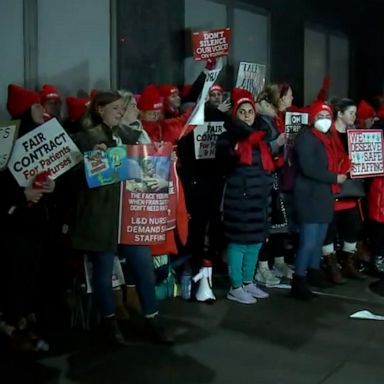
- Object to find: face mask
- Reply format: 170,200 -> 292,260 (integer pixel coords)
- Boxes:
314,118 -> 332,133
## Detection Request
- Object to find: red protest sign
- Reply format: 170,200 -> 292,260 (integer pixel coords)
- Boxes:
118,143 -> 173,245
192,28 -> 231,61
348,129 -> 384,178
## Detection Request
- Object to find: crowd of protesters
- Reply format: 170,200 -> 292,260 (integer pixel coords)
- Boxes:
1,60 -> 384,353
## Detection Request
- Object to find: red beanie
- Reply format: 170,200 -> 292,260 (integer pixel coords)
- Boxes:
7,84 -> 40,119
232,88 -> 255,118
309,101 -> 333,124
137,85 -> 163,111
158,85 -> 179,98
66,96 -> 90,122
209,84 -> 224,94
357,100 -> 375,121
39,84 -> 61,104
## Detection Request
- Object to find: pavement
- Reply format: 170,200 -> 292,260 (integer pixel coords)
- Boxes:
2,275 -> 384,384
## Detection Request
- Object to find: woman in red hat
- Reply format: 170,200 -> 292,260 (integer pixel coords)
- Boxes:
0,84 -> 55,352
216,88 -> 274,304
292,102 -> 348,300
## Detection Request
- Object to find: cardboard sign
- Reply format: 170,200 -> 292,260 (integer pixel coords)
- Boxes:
285,112 -> 308,143
180,58 -> 223,131
348,129 -> 384,178
84,145 -> 136,188
119,143 -> 172,245
0,120 -> 19,170
194,121 -> 225,159
7,118 -> 83,186
235,62 -> 266,98
192,28 -> 231,61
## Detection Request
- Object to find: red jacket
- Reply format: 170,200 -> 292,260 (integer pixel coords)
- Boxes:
369,176 -> 384,222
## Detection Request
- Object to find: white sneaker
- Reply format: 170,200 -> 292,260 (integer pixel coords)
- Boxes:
255,263 -> 281,287
227,287 -> 257,304
243,282 -> 269,298
273,257 -> 293,279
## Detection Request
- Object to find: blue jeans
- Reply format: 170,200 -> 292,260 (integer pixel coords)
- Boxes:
89,245 -> 158,317
226,243 -> 262,288
295,223 -> 328,277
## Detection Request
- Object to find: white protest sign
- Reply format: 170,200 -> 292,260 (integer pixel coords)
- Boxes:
194,121 -> 225,159
236,62 -> 266,98
187,58 -> 223,126
7,118 -> 83,186
285,112 -> 308,143
348,129 -> 384,178
0,121 -> 19,170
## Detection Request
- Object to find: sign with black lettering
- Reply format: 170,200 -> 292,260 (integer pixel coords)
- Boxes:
194,122 -> 225,159
0,121 -> 19,170
236,62 -> 266,98
285,112 -> 308,143
7,118 -> 83,186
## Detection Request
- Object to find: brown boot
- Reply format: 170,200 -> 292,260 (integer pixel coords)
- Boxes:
322,253 -> 345,284
341,251 -> 366,280
124,285 -> 142,315
113,287 -> 130,321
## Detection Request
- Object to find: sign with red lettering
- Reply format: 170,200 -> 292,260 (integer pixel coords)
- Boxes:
118,143 -> 173,245
348,129 -> 384,178
192,28 -> 231,61
7,118 -> 83,187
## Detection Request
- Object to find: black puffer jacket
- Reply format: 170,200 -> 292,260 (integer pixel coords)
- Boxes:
216,118 -> 273,244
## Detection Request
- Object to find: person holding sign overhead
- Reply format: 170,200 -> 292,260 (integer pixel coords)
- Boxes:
292,102 -> 348,300
0,84 -> 55,352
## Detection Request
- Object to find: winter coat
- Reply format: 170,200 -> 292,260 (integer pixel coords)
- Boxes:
369,176 -> 384,223
69,123 -> 139,253
216,119 -> 273,244
294,127 -> 338,224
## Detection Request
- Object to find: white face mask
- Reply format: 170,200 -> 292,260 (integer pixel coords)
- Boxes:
314,118 -> 332,133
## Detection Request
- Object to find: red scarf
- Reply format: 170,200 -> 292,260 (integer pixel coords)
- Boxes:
274,111 -> 285,133
142,120 -> 163,142
236,131 -> 275,172
311,124 -> 351,193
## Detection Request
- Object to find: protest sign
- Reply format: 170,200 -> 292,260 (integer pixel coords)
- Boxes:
180,58 -> 223,131
192,28 -> 231,61
0,120 -> 19,170
84,145 -> 135,188
194,121 -> 225,159
348,129 -> 384,178
285,112 -> 308,143
7,118 -> 83,186
119,143 -> 172,245
235,62 -> 266,98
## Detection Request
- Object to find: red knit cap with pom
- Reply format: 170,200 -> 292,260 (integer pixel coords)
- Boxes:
7,84 -> 40,119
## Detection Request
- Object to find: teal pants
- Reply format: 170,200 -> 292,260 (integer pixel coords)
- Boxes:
227,243 -> 262,288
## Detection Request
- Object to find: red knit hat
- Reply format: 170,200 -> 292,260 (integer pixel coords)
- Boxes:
210,84 -> 224,94
158,85 -> 179,98
309,101 -> 333,124
232,88 -> 255,117
39,84 -> 61,104
7,84 -> 40,119
180,84 -> 192,98
137,85 -> 163,111
66,96 -> 90,122
357,100 -> 375,121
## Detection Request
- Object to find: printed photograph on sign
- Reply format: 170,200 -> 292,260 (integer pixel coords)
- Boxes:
119,143 -> 173,246
84,146 -> 130,188
125,156 -> 170,194
236,62 -> 266,98
0,120 -> 19,170
348,129 -> 384,178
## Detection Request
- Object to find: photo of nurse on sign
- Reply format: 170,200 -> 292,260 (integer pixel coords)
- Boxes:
125,156 -> 169,193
